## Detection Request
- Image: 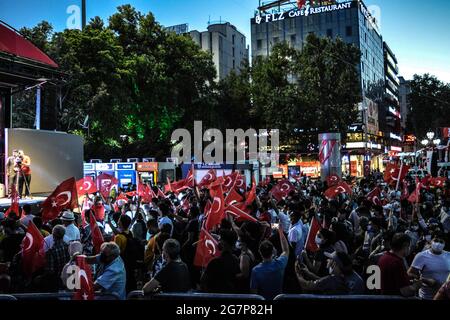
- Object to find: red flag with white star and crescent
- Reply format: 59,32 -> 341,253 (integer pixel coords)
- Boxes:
41,177 -> 78,222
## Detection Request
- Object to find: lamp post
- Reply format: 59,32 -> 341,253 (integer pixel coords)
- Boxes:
420,130 -> 441,171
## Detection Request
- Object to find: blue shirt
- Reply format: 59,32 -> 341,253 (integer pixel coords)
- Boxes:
250,255 -> 288,300
95,256 -> 127,300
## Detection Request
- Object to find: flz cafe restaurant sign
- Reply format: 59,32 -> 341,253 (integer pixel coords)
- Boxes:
255,1 -> 353,24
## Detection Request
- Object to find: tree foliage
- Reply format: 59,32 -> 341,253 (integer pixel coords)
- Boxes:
406,74 -> 450,138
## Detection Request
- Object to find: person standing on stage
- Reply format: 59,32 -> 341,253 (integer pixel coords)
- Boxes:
18,150 -> 32,199
6,149 -> 20,198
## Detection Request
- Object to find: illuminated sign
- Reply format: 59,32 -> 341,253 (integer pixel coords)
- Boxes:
137,162 -> 158,172
391,146 -> 402,152
345,142 -> 381,150
115,163 -> 135,170
388,107 -> 401,119
390,133 -> 402,141
404,134 -> 416,144
254,1 -> 353,24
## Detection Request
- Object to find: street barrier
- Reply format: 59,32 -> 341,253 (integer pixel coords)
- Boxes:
0,294 -> 17,301
127,290 -> 265,301
11,292 -> 120,300
273,294 -> 416,300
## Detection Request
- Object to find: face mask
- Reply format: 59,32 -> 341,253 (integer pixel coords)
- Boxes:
367,225 -> 373,233
425,235 -> 432,242
328,266 -> 334,275
431,242 -> 445,253
411,226 -> 419,232
315,236 -> 323,246
235,241 -> 242,250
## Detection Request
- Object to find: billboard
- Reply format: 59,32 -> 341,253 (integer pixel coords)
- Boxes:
5,128 -> 83,194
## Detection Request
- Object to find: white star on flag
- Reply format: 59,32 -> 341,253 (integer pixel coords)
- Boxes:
51,201 -> 57,207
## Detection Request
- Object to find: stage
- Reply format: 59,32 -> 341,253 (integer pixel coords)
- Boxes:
0,196 -> 46,210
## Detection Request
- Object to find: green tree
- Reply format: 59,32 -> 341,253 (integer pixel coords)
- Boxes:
407,74 -> 450,138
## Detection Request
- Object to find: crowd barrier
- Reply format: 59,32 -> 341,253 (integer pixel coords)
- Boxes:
0,294 -> 17,301
11,292 -> 120,300
127,291 -> 417,301
273,294 -> 416,301
127,290 -> 265,301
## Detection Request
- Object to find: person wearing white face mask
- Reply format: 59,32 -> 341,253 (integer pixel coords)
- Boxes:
408,233 -> 450,300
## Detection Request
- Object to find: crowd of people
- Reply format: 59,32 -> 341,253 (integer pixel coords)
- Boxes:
0,169 -> 449,301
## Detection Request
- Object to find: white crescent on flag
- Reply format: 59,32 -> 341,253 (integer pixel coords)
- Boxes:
56,191 -> 72,206
78,269 -> 91,290
24,233 -> 33,251
335,186 -> 346,194
82,180 -> 92,191
205,239 -> 216,255
211,197 -> 222,214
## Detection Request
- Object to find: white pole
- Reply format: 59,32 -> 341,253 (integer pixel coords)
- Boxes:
395,161 -> 403,191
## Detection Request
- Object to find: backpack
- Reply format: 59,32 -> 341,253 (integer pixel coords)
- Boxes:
120,232 -> 144,269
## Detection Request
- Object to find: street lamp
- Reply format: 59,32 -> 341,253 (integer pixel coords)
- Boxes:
433,138 -> 441,145
421,139 -> 429,146
426,131 -> 435,140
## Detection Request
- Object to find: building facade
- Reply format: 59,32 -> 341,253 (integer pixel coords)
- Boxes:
190,22 -> 249,81
251,0 -> 390,176
382,42 -> 403,155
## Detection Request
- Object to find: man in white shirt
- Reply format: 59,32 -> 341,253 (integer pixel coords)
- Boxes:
408,234 -> 450,300
61,211 -> 81,242
288,210 -> 304,258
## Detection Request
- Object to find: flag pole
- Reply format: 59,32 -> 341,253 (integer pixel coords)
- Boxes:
395,162 -> 404,191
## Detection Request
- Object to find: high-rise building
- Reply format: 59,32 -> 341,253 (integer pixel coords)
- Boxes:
382,42 -> 402,154
398,76 -> 411,130
190,22 -> 249,81
251,0 -> 388,176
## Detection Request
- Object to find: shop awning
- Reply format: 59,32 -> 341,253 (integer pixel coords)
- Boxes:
0,21 -> 58,68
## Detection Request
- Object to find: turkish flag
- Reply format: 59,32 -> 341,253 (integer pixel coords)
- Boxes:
137,183 -> 153,203
204,200 -> 212,216
223,172 -> 237,192
181,197 -> 190,214
205,183 -> 226,231
366,187 -> 382,206
324,181 -> 352,199
225,188 -> 244,206
90,212 -> 104,254
401,180 -> 410,200
22,221 -> 46,277
96,173 -> 118,199
193,228 -> 221,268
185,165 -> 195,188
259,176 -> 271,187
326,174 -> 341,187
305,217 -> 321,253
431,177 -> 446,188
245,178 -> 257,206
92,203 -> 105,221
73,255 -> 94,300
234,173 -> 246,190
41,177 -> 78,222
198,169 -> 217,188
5,184 -> 20,218
408,178 -> 422,203
76,177 -> 97,195
384,164 -> 409,185
270,179 -> 295,201
225,204 -> 258,222
116,193 -> 129,207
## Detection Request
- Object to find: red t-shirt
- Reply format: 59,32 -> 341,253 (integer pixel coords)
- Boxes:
378,251 -> 411,295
